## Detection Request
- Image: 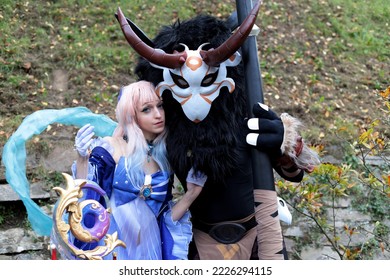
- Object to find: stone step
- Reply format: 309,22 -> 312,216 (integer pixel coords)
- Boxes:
0,182 -> 51,202
362,155 -> 390,166
0,227 -> 50,257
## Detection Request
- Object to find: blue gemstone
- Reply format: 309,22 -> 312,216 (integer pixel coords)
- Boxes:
143,188 -> 151,197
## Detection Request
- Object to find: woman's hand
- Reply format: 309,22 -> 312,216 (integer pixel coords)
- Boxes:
74,124 -> 95,179
75,124 -> 95,158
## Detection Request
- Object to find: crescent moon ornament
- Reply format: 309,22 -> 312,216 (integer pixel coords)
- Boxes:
52,173 -> 126,260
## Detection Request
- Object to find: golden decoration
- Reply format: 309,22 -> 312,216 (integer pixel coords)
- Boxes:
52,173 -> 126,260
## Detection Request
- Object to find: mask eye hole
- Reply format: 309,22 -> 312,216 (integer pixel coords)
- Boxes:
201,70 -> 219,87
173,44 -> 186,53
170,71 -> 189,89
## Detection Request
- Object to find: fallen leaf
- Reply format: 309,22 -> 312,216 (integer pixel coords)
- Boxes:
23,62 -> 31,72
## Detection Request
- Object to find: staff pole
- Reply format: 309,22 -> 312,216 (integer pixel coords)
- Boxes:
235,0 -> 275,190
235,0 -> 285,260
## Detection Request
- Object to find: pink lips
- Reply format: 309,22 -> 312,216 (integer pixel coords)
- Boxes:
154,121 -> 164,127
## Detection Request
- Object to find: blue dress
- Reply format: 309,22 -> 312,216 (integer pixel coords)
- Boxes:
70,145 -> 192,260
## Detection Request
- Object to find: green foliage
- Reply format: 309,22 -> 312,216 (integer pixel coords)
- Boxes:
352,184 -> 390,220
278,162 -> 354,215
278,87 -> 390,259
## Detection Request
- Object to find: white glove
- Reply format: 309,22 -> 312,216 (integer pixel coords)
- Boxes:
186,167 -> 207,187
75,124 -> 95,157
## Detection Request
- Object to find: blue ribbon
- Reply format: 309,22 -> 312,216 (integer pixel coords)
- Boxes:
2,107 -> 117,236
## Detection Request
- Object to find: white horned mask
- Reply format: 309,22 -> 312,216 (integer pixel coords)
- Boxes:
116,1 -> 260,123
152,43 -> 241,122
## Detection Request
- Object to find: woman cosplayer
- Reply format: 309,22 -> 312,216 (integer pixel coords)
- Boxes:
55,81 -> 206,260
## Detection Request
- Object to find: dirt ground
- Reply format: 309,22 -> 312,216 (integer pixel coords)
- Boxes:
257,1 -> 388,141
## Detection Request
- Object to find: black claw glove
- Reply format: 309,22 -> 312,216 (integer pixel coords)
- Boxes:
246,103 -> 284,156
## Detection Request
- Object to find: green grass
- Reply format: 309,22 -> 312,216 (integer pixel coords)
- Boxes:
306,0 -> 390,61
1,0 -> 388,94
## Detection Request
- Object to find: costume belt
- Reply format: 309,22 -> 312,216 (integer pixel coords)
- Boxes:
192,215 -> 257,244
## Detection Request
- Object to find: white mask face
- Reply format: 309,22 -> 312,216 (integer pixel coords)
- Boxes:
153,44 -> 241,123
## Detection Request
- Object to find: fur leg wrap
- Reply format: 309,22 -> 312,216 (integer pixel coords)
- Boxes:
280,113 -> 320,172
254,189 -> 284,260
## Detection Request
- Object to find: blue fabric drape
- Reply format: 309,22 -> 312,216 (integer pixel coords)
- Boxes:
2,107 -> 117,236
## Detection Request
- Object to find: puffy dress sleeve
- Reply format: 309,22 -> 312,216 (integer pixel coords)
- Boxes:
87,146 -> 116,198
159,201 -> 193,260
71,138 -> 116,198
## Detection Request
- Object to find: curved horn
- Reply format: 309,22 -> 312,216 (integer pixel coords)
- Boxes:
200,1 -> 261,67
116,7 -> 186,69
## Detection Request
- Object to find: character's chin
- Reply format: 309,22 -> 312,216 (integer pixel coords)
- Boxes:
182,103 -> 211,123
186,114 -> 207,123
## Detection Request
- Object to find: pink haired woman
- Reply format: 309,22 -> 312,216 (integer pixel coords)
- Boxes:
70,80 -> 206,260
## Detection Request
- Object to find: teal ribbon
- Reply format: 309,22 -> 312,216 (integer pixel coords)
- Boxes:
2,107 -> 117,236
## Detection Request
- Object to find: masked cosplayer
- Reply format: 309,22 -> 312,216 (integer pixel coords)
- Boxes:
116,2 -> 319,260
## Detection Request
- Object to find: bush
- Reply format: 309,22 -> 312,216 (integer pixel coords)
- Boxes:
278,86 -> 390,259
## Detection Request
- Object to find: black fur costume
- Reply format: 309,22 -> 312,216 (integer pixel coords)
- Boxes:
137,16 -> 246,180
135,14 -> 258,221
135,15 -> 273,259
